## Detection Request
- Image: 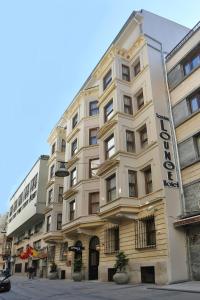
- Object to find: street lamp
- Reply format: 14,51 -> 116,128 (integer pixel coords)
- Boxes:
55,162 -> 70,177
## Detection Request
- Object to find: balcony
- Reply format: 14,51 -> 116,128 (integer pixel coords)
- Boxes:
62,215 -> 104,238
43,231 -> 63,243
99,197 -> 139,222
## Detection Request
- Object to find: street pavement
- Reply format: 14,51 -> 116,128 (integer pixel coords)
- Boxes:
1,276 -> 200,300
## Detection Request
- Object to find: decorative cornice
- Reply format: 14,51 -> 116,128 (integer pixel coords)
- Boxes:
98,80 -> 116,106
47,126 -> 66,145
97,119 -> 117,139
46,180 -> 55,189
66,127 -> 80,143
67,156 -> 79,169
97,159 -> 119,176
63,189 -> 78,200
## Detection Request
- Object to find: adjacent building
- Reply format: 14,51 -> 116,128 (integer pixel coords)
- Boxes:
166,21 -> 200,280
45,10 -> 190,284
7,155 -> 49,276
0,214 -> 8,270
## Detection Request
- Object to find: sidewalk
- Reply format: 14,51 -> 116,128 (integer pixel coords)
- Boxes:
148,281 -> 200,294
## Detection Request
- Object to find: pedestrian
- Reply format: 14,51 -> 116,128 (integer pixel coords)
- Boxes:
27,266 -> 34,279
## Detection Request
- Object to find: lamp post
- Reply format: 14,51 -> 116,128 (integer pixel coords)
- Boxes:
55,161 -> 70,177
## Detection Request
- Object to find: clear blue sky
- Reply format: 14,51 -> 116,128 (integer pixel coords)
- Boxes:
0,0 -> 199,214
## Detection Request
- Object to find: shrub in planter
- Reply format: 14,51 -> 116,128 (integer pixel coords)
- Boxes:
48,262 -> 58,280
113,251 -> 129,284
72,257 -> 82,281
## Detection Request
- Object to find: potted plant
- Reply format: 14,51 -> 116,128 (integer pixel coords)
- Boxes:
72,257 -> 82,281
48,262 -> 58,279
113,251 -> 129,284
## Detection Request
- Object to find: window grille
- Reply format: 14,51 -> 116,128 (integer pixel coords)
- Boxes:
48,245 -> 55,262
60,242 -> 68,261
135,216 -> 156,249
104,224 -> 119,254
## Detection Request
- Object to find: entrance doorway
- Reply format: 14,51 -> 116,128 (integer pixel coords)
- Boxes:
89,236 -> 100,280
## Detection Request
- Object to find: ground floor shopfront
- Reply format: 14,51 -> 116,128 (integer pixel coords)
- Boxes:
60,200 -> 186,284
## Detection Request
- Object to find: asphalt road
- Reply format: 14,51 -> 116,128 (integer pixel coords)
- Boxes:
0,276 -> 200,300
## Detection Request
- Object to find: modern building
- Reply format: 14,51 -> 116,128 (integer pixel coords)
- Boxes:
166,21 -> 200,280
7,155 -> 49,276
46,10 -> 191,284
0,214 -> 8,270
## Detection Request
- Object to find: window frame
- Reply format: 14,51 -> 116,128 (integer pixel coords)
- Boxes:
89,128 -> 99,145
139,125 -> 148,148
123,95 -> 133,115
89,100 -> 99,116
106,173 -> 116,202
71,138 -> 78,157
88,192 -> 100,214
104,99 -> 114,122
126,130 -> 135,153
105,134 -> 115,159
89,158 -> 100,178
122,64 -> 130,81
46,215 -> 51,232
128,170 -> 138,197
69,200 -> 75,221
144,166 -> 153,194
57,213 -> 62,230
103,69 -> 112,90
70,168 -> 77,187
72,113 -> 78,129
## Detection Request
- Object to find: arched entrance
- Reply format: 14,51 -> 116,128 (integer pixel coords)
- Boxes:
89,236 -> 100,280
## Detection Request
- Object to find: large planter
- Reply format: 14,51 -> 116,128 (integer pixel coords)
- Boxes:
72,272 -> 82,282
48,272 -> 58,280
113,272 -> 129,284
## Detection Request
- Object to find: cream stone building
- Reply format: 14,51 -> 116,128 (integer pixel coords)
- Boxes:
44,10 -> 191,284
166,21 -> 200,280
7,155 -> 49,277
0,214 -> 8,270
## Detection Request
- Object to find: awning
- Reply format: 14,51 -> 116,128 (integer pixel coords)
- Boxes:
174,215 -> 200,227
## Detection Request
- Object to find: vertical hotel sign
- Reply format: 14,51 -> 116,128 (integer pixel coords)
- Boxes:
156,113 -> 179,188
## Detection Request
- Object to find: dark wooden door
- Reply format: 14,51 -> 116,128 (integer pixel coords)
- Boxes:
89,236 -> 100,280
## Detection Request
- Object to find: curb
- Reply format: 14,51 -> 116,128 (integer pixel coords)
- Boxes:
148,287 -> 200,294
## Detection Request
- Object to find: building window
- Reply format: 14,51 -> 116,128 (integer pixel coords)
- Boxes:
135,216 -> 156,249
89,192 -> 99,214
122,64 -> 130,81
50,164 -> 55,179
72,113 -> 78,129
105,134 -> 115,159
58,186 -> 63,203
188,90 -> 200,113
60,242 -> 68,261
136,90 -> 144,110
124,95 -> 133,114
104,99 -> 114,122
183,49 -> 200,76
103,69 -> 112,90
89,100 -> 99,116
70,168 -> 77,187
139,125 -> 148,148
128,170 -> 137,197
57,213 -> 62,230
89,158 -> 100,178
46,215 -> 51,232
106,174 -> 116,202
71,139 -> 78,157
30,174 -> 38,192
126,130 -> 135,153
34,222 -> 43,233
104,225 -> 119,254
48,189 -> 53,204
51,143 -> 56,155
89,128 -> 99,145
61,139 -> 66,152
24,184 -> 30,199
133,59 -> 141,76
144,166 -> 153,194
195,134 -> 200,156
69,200 -> 75,221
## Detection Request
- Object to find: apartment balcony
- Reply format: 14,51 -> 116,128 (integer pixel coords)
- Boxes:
62,215 -> 104,238
43,230 -> 63,243
99,197 -> 139,222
